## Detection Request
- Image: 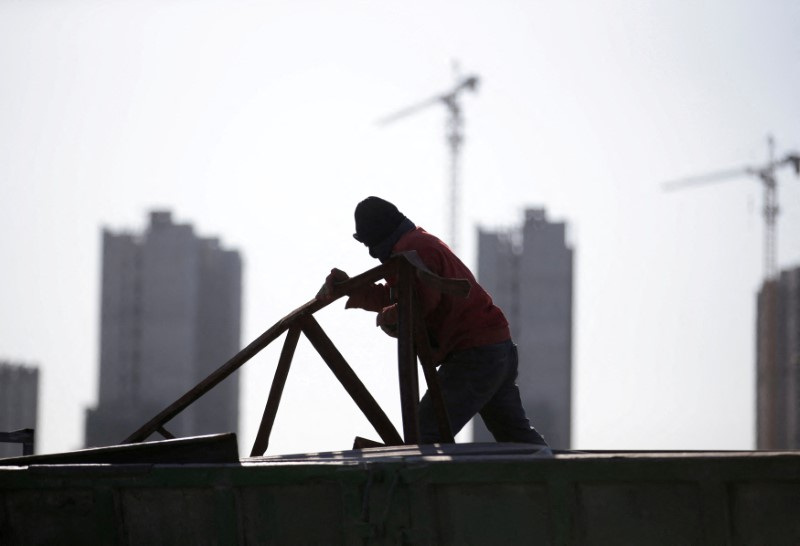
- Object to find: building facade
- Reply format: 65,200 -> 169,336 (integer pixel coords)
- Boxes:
472,208 -> 574,449
85,211 -> 242,447
756,265 -> 800,449
0,361 -> 39,457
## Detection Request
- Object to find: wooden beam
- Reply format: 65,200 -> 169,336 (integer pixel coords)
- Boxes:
395,259 -> 420,444
301,315 -> 403,446
413,295 -> 455,444
250,326 -> 301,457
156,426 -> 176,440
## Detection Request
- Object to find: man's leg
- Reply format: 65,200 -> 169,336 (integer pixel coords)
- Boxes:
417,343 -> 511,443
479,344 -> 548,445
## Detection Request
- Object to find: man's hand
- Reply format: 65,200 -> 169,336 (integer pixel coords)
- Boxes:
376,304 -> 398,337
316,268 -> 349,301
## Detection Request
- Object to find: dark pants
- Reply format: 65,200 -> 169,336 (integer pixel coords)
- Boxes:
418,340 -> 548,445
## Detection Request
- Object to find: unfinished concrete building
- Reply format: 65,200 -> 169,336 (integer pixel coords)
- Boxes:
472,208 -> 574,449
0,361 -> 39,457
756,265 -> 800,449
85,211 -> 242,447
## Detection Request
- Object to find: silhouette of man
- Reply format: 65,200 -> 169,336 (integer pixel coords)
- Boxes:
322,196 -> 548,447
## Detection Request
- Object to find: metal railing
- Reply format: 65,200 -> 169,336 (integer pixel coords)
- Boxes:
123,252 -> 469,456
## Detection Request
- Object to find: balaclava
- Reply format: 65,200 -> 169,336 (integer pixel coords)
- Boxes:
353,196 -> 415,261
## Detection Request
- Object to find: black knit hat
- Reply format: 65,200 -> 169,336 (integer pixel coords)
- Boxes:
353,196 -> 405,247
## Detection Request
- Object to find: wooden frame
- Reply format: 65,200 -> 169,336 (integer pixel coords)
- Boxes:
122,252 -> 468,455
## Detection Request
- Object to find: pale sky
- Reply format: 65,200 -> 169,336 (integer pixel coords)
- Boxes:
1,0 -> 799,455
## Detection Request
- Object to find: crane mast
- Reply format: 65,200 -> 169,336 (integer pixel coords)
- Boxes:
377,71 -> 480,253
762,136 -> 779,281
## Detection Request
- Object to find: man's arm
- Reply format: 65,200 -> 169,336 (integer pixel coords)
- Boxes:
317,268 -> 391,312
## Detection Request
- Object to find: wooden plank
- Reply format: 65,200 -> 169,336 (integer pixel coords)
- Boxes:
413,295 -> 455,444
300,315 -> 403,446
250,326 -> 301,457
0,433 -> 239,466
395,259 -> 420,444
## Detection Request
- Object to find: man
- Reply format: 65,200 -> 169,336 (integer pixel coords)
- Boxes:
323,196 -> 548,447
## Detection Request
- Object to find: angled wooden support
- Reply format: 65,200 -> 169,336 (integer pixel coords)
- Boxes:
156,426 -> 176,440
301,315 -> 404,446
413,299 -> 455,444
250,325 -> 302,457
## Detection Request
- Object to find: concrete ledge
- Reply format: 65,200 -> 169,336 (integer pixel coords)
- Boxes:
1,444 -> 799,544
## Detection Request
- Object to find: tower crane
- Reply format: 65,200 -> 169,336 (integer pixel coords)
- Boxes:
662,136 -> 800,281
663,137 -> 799,449
377,71 -> 480,253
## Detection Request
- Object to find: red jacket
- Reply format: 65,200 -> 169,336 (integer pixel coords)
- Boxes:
347,227 -> 511,362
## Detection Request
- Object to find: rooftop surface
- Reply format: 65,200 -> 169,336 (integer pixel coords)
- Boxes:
2,435 -> 799,544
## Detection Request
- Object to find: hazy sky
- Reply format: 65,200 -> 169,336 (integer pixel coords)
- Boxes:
1,0 -> 799,455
